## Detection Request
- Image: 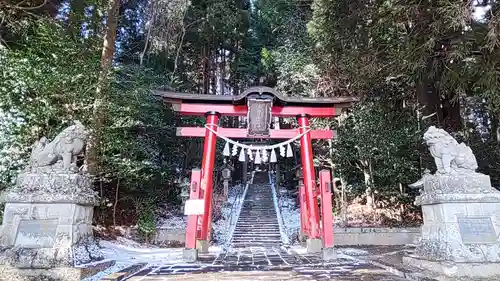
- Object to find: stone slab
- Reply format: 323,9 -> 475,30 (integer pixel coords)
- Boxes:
78,260 -> 117,280
322,247 -> 336,261
196,239 -> 209,254
306,238 -> 322,253
0,263 -> 111,281
100,263 -> 146,281
0,236 -> 102,268
2,172 -> 97,206
416,173 -> 493,198
403,256 -> 500,278
334,227 -> 421,245
457,216 -> 497,244
183,249 -> 198,263
14,219 -> 58,248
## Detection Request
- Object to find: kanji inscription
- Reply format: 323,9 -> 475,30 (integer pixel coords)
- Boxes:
458,216 -> 497,244
247,98 -> 272,137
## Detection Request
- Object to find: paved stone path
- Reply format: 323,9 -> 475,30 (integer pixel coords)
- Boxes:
118,173 -> 410,280
123,256 -> 409,280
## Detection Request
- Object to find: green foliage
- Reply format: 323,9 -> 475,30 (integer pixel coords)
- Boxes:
0,18 -> 192,226
136,198 -> 157,240
333,94 -> 421,195
0,20 -> 99,187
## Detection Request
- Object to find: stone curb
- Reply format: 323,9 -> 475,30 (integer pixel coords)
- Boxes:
367,259 -> 438,281
100,263 -> 147,281
80,260 -> 117,279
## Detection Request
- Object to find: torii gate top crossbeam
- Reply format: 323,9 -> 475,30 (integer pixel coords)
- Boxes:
154,86 -> 357,117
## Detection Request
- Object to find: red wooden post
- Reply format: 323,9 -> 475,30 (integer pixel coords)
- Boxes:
299,181 -> 310,238
319,170 -> 334,248
185,169 -> 201,249
297,114 -> 320,239
199,112 -> 220,242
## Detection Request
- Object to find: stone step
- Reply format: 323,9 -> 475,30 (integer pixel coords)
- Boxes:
240,208 -> 275,210
233,229 -> 280,232
239,211 -> 276,214
230,181 -> 284,248
235,224 -> 279,227
238,213 -> 276,215
234,217 -> 278,221
232,240 -> 282,244
236,224 -> 280,231
236,221 -> 277,223
239,212 -> 275,215
240,209 -> 275,212
237,216 -> 277,218
233,227 -> 279,231
233,233 -> 281,238
236,217 -> 276,220
231,242 -> 282,246
238,216 -> 276,219
232,239 -> 282,243
238,219 -> 276,221
233,230 -> 280,234
233,230 -> 280,233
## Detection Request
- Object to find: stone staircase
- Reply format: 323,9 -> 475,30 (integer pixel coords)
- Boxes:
230,173 -> 283,249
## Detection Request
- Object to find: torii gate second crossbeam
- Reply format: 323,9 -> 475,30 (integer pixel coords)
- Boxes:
154,86 -> 356,261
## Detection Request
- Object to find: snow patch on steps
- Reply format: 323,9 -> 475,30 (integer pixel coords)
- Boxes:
269,172 -> 290,245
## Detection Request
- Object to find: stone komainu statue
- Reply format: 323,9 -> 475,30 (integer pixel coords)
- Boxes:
28,120 -> 88,171
423,126 -> 478,174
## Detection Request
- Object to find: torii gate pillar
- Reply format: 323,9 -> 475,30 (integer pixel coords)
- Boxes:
298,114 -> 321,251
197,112 -> 220,251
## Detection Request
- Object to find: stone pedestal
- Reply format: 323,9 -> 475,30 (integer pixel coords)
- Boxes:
306,238 -> 322,253
196,239 -> 209,254
183,249 -> 198,263
322,247 -> 336,261
405,173 -> 500,278
0,171 -> 102,281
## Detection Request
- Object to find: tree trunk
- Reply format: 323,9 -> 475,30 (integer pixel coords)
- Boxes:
113,178 -> 120,228
363,164 -> 374,208
416,56 -> 442,128
491,114 -> 500,142
417,51 -> 443,173
202,45 -> 210,94
339,175 -> 348,226
68,0 -> 86,39
441,94 -> 462,132
86,0 -> 120,176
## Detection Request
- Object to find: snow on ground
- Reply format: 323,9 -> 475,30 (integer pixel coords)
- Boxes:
82,237 -> 222,281
336,247 -> 370,256
158,215 -> 186,229
212,183 -> 247,248
80,238 -> 182,281
287,245 -> 365,263
156,183 -> 246,246
276,186 -> 300,245
82,180 -> 249,280
156,206 -> 187,229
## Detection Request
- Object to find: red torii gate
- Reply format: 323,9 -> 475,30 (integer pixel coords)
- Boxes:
154,86 -> 356,261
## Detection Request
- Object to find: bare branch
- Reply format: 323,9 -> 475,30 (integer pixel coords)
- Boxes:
10,0 -> 48,10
